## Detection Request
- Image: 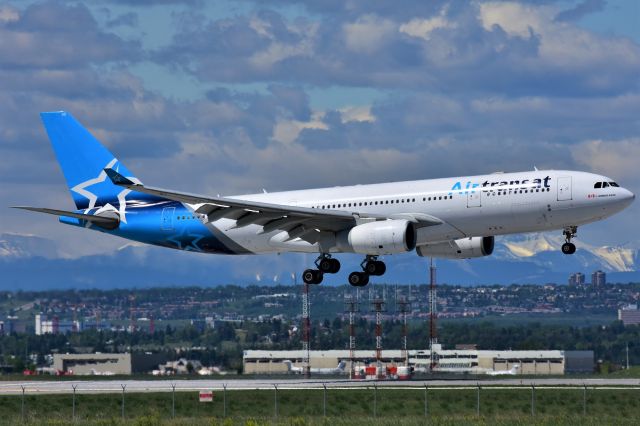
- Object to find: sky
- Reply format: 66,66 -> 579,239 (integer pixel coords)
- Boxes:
0,0 -> 639,261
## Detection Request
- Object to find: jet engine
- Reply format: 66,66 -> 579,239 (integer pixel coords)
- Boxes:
337,220 -> 416,255
416,236 -> 494,259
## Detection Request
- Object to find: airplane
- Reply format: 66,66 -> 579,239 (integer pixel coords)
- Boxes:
486,364 -> 520,376
283,360 -> 347,374
14,112 -> 635,286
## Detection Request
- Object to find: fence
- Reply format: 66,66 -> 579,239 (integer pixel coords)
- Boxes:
1,383 -> 639,422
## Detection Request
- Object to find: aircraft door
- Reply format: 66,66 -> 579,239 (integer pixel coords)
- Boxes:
467,190 -> 481,207
161,207 -> 175,230
557,176 -> 572,201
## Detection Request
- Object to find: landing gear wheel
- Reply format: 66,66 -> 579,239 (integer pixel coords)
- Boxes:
561,242 -> 576,255
348,272 -> 369,287
318,258 -> 340,274
561,226 -> 578,255
303,269 -> 323,284
365,261 -> 386,276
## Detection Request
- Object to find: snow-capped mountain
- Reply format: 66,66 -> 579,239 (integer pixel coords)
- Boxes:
0,232 -> 637,290
0,233 -> 60,259
497,233 -> 639,273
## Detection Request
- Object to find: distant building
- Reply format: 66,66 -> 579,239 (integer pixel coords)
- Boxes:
244,348 -> 573,375
156,358 -> 203,375
564,351 -> 595,373
4,316 -> 26,334
618,304 -> 640,326
592,270 -> 606,287
35,314 -> 81,335
53,353 -> 167,375
568,272 -> 585,286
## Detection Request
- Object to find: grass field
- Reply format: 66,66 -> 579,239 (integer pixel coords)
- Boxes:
1,387 -> 639,425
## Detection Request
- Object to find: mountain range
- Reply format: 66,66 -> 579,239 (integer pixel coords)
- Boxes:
1,232 -> 638,290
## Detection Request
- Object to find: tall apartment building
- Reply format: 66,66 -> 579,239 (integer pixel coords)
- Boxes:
592,270 -> 606,287
568,272 -> 585,286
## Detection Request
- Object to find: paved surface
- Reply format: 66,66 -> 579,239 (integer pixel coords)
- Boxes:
1,378 -> 639,395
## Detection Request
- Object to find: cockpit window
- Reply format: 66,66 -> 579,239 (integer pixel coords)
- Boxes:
602,182 -> 610,188
594,182 -> 602,188
610,182 -> 619,187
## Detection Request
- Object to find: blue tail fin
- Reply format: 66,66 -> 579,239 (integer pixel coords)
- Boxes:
40,111 -> 138,210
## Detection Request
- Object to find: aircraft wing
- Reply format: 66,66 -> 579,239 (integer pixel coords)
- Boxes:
105,168 -> 443,240
11,206 -> 119,230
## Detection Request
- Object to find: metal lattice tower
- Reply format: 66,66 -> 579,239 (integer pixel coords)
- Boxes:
129,294 -> 136,333
429,258 -> 439,371
398,298 -> 411,366
149,313 -> 155,334
302,283 -> 311,378
371,298 -> 386,377
344,292 -> 359,379
71,306 -> 78,333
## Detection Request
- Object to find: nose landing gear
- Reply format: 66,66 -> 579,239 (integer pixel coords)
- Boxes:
302,254 -> 341,285
561,226 -> 577,255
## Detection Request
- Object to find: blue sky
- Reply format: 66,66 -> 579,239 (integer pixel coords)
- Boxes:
0,0 -> 638,261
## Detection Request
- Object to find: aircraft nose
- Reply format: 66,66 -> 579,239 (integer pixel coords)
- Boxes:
624,188 -> 635,201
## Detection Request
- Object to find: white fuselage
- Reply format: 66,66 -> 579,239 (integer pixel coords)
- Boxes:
216,170 -> 634,254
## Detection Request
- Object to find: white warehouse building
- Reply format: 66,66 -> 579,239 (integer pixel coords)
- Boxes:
35,314 -> 81,335
244,347 -> 593,375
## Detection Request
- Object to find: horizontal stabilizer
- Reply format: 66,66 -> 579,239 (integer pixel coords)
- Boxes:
12,206 -> 119,230
104,168 -> 137,186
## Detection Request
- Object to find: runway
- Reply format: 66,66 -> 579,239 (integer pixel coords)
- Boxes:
1,378 -> 639,395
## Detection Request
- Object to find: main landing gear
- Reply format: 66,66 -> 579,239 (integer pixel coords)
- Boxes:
561,226 -> 577,255
302,254 -> 341,285
348,256 -> 387,287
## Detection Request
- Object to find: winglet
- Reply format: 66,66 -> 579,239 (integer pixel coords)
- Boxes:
105,168 -> 137,186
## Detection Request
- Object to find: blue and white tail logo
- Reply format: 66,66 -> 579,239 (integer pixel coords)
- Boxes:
40,112 -> 141,221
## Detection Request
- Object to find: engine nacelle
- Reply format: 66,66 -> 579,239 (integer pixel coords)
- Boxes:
337,220 -> 416,255
416,236 -> 494,259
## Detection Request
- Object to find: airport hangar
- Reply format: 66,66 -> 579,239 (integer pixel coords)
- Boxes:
53,353 -> 166,375
243,349 -> 593,375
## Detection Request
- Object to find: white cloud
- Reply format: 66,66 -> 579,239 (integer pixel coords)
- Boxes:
479,2 -> 546,38
399,6 -> 456,41
272,111 -> 328,144
572,138 -> 640,181
339,105 -> 375,123
479,1 -> 640,76
0,5 -> 18,23
249,20 -> 317,70
343,14 -> 395,54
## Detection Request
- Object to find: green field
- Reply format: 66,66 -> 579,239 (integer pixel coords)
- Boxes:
1,387 -> 639,425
